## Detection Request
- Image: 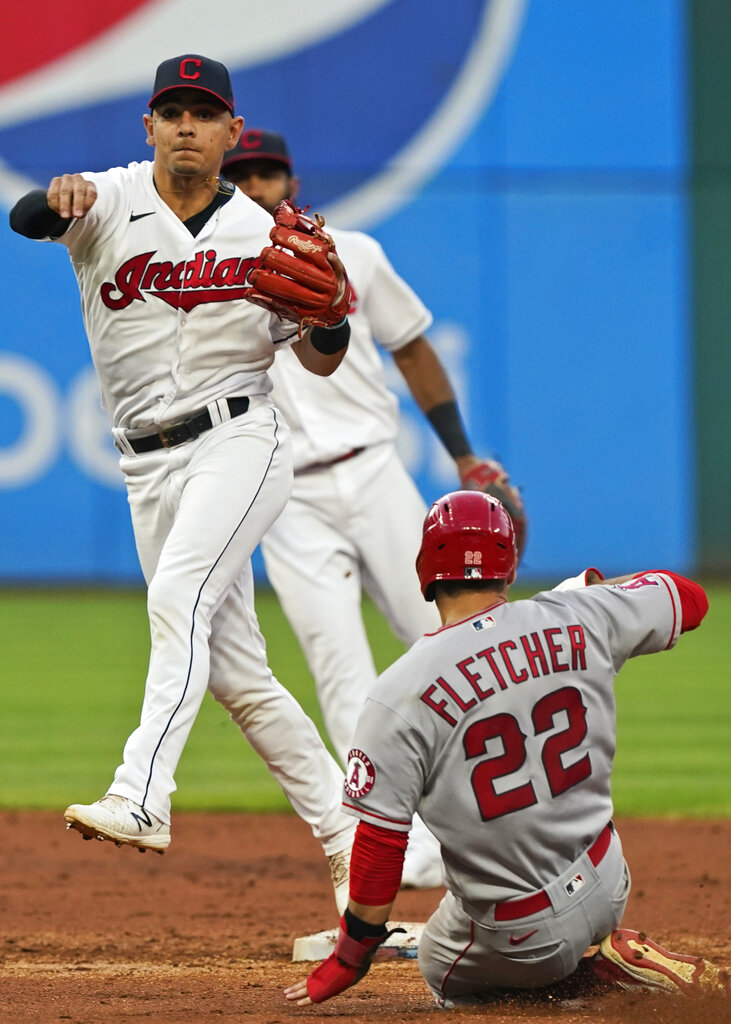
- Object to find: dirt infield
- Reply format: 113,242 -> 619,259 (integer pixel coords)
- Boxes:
1,812 -> 729,1024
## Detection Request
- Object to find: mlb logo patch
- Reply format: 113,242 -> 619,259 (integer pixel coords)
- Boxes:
473,615 -> 496,632
464,566 -> 483,580
565,873 -> 585,897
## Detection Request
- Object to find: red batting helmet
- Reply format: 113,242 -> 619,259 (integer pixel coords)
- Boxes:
416,490 -> 517,601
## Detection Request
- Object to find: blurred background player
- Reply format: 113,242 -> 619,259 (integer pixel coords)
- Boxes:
284,491 -> 725,1007
221,129 -> 527,889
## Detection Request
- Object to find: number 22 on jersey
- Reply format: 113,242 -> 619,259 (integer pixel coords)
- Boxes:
463,685 -> 592,820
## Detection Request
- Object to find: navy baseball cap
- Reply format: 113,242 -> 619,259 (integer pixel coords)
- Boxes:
149,54 -> 235,114
222,129 -> 293,173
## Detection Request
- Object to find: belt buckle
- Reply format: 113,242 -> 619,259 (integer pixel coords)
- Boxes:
158,428 -> 180,449
158,420 -> 198,449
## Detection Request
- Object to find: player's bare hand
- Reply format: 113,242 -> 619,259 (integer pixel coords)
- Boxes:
47,174 -> 97,220
283,980 -> 312,1006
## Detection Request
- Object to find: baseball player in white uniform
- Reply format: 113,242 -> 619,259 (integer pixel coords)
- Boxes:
284,492 -> 727,1006
221,131 -> 526,888
9,56 -> 356,912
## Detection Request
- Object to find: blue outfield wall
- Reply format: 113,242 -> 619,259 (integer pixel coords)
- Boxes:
0,0 -> 691,583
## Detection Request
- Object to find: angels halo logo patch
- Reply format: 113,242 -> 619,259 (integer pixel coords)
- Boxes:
345,749 -> 376,799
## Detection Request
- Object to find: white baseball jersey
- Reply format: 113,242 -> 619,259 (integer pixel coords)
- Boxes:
54,160 -> 295,430
265,227 -> 433,471
343,574 -> 682,922
30,161 -> 355,858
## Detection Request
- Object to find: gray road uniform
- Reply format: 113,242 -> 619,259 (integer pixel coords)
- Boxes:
342,573 -> 684,1000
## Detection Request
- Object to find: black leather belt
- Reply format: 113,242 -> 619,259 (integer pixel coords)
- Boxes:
125,396 -> 250,454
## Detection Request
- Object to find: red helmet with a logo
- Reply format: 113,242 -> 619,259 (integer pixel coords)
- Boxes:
416,490 -> 517,601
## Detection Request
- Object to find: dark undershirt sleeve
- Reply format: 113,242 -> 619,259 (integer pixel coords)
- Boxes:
12,181 -> 236,240
9,189 -> 70,239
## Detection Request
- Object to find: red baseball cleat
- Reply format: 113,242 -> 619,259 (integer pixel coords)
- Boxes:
594,929 -> 729,996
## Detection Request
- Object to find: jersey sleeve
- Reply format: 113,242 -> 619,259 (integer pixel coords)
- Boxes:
268,317 -> 299,346
357,235 -> 433,350
342,696 -> 427,833
539,571 -> 685,674
610,572 -> 684,657
657,571 -> 708,631
8,189 -> 70,240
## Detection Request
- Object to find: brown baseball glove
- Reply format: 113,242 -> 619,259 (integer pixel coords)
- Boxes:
460,459 -> 527,559
243,200 -> 351,332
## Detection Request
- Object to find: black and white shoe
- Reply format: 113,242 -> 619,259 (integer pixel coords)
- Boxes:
64,794 -> 170,853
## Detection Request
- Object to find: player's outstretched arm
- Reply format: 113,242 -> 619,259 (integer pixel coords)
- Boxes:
10,174 -> 98,240
392,335 -> 491,479
393,335 -> 513,483
392,334 -> 459,419
284,902 -> 394,1007
285,821 -> 407,1006
556,569 -> 708,633
46,173 -> 98,220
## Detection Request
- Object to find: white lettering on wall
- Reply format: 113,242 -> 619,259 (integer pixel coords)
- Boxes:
0,355 -> 122,491
0,353 -> 61,486
66,366 -> 121,488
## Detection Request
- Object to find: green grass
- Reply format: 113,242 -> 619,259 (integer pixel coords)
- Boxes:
1,583 -> 729,816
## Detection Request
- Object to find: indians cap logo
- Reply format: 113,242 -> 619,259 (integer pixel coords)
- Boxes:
345,749 -> 376,800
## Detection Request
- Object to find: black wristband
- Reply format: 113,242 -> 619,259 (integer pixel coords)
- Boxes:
343,907 -> 388,941
426,400 -> 473,459
310,318 -> 350,355
9,189 -> 70,240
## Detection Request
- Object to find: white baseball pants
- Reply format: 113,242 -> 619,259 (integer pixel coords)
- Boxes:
107,400 -> 353,854
419,825 -> 630,1003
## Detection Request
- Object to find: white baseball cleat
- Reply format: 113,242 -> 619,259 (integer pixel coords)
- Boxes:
401,818 -> 444,889
64,794 -> 170,853
327,845 -> 351,916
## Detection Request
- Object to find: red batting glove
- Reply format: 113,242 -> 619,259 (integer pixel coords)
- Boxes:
305,918 -> 390,1003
